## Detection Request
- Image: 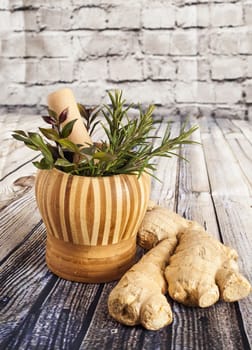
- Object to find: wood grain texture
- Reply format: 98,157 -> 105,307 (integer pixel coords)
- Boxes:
215,118 -> 252,187
175,117 -> 251,349
0,114 -> 43,179
35,168 -> 151,282
150,119 -> 180,210
35,169 -> 151,246
199,117 -> 251,197
0,115 -> 251,350
0,190 -> 41,261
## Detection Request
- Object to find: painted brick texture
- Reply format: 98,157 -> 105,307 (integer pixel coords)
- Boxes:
0,0 -> 251,120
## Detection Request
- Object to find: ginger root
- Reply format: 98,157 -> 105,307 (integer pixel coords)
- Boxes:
108,203 -> 251,330
137,205 -> 188,250
166,222 -> 251,307
138,203 -> 251,307
108,237 -> 177,330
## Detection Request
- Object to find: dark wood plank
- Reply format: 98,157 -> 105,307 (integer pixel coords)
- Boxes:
79,281 -> 248,350
0,222 -> 51,346
0,219 -> 105,349
170,301 -> 249,350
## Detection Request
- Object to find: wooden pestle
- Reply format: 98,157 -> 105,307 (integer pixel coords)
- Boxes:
47,88 -> 92,146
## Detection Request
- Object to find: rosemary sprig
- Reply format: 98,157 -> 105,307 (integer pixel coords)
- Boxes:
12,90 -> 198,178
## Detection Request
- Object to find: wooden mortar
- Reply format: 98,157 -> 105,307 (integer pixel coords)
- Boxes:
35,168 -> 151,283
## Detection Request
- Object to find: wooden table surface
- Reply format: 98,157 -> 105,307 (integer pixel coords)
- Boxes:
0,115 -> 251,350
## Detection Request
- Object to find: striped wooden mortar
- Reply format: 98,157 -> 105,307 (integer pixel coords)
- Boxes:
35,168 -> 151,283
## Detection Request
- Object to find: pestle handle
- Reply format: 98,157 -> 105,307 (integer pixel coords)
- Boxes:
47,88 -> 92,146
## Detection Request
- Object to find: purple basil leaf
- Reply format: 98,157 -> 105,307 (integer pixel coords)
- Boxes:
59,107 -> 68,124
42,116 -> 55,125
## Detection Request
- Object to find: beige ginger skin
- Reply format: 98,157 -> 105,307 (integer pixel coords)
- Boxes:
108,237 -> 177,330
137,203 -> 188,250
109,204 -> 251,330
138,204 -> 251,307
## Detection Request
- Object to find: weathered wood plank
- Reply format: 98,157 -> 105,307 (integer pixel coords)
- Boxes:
215,119 -> 252,187
151,119 -> 181,210
199,117 -> 251,197
0,115 -> 251,350
0,168 -> 37,210
199,121 -> 252,270
177,117 -> 219,237
0,220 -> 106,350
215,118 -> 243,136
0,222 -> 52,346
225,137 -> 252,187
0,115 -> 43,179
212,195 -> 252,345
232,119 -> 252,143
178,117 -> 210,194
198,119 -> 252,345
0,189 -> 41,261
173,118 -> 251,349
170,300 -> 249,350
177,192 -> 220,239
79,283 -> 248,350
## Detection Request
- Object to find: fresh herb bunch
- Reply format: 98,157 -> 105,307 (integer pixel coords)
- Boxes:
12,90 -> 198,177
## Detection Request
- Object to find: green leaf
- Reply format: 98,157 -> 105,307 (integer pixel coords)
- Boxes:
33,158 -> 53,170
12,133 -> 28,142
61,119 -> 77,138
108,90 -> 117,110
27,132 -> 54,163
78,103 -> 89,119
93,151 -> 116,161
13,130 -> 27,137
80,145 -> 96,156
46,144 -> 59,159
48,108 -> 57,120
57,138 -> 79,152
24,141 -> 40,151
89,121 -> 100,136
55,158 -> 74,167
33,161 -> 43,169
39,127 -> 59,141
28,132 -> 45,147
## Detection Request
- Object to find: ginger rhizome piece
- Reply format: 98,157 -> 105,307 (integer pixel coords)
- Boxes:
166,222 -> 251,307
138,204 -> 251,307
108,237 -> 177,330
137,205 -> 188,250
108,203 -> 251,330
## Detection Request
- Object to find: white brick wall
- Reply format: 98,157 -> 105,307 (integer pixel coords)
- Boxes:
210,4 -> 243,27
0,0 -> 251,120
211,57 -> 245,80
